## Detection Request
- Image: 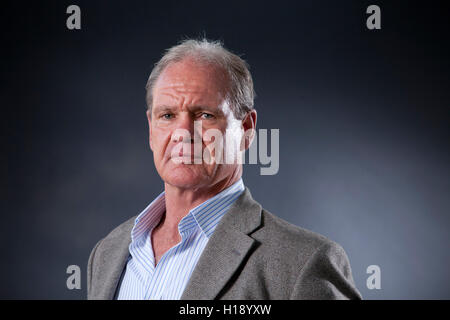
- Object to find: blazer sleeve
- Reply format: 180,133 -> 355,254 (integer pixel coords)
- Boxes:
290,241 -> 362,300
87,239 -> 103,300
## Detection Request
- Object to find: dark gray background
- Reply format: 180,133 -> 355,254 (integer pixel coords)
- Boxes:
1,0 -> 449,299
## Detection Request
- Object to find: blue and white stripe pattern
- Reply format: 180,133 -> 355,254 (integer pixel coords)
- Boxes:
116,178 -> 245,300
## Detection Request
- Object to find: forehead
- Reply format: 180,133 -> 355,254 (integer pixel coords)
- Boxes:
153,58 -> 229,102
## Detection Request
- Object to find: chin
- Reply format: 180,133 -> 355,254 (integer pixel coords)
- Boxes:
161,165 -> 207,189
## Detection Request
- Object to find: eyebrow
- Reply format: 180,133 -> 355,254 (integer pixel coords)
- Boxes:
152,105 -> 177,114
153,105 -> 220,114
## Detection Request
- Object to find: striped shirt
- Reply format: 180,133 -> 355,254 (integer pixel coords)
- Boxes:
116,178 -> 245,300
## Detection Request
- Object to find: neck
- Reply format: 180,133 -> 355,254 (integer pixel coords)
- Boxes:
161,170 -> 242,231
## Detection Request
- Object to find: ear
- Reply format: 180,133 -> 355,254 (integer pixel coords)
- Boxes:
241,109 -> 257,151
146,109 -> 153,151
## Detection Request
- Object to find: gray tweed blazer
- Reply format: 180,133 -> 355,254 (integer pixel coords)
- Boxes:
87,187 -> 362,300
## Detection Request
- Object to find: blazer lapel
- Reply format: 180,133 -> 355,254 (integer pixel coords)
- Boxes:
97,219 -> 134,300
104,236 -> 131,300
181,187 -> 262,299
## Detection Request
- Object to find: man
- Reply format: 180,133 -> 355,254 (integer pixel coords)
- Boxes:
87,39 -> 362,300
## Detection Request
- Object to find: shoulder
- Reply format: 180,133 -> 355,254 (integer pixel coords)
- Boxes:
250,207 -> 355,283
88,215 -> 136,275
254,208 -> 338,258
93,215 -> 137,253
247,208 -> 361,299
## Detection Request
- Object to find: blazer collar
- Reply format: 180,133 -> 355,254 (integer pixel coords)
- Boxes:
181,186 -> 262,299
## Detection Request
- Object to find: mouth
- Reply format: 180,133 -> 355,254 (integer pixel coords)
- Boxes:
167,143 -> 204,163
170,154 -> 203,164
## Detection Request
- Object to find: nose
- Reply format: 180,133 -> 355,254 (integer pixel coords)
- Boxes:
171,113 -> 195,143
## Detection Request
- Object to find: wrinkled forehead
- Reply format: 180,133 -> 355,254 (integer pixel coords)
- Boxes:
154,58 -> 230,101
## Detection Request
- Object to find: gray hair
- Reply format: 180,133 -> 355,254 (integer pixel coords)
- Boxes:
145,38 -> 255,119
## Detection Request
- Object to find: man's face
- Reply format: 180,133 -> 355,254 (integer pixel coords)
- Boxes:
147,57 -> 248,190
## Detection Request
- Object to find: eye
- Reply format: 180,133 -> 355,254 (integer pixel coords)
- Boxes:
201,113 -> 214,119
162,113 -> 174,120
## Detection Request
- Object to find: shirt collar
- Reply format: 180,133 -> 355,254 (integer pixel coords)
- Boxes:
131,178 -> 245,242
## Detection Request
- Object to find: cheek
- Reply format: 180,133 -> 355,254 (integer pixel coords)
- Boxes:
151,128 -> 172,157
